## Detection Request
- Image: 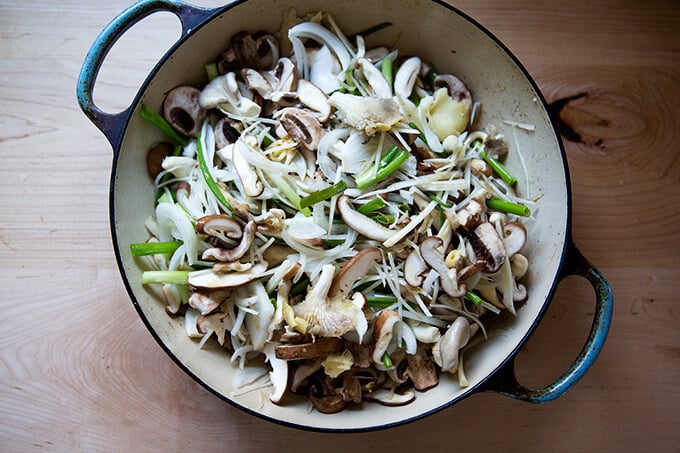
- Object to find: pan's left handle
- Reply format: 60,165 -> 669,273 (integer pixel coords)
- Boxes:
76,0 -> 217,149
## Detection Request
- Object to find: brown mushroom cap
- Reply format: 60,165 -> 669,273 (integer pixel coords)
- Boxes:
403,249 -> 428,287
469,222 -> 507,273
162,86 -> 206,137
336,195 -> 397,243
202,220 -> 257,262
275,107 -> 325,151
328,247 -> 382,299
187,262 -> 267,290
371,309 -> 401,365
502,221 -> 527,257
274,337 -> 344,361
433,73 -> 472,107
147,142 -> 174,179
195,214 -> 242,239
406,346 -> 439,391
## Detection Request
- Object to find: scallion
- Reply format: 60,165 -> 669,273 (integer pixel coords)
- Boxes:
269,173 -> 312,216
357,197 -> 387,214
197,130 -> 233,214
465,290 -> 484,306
141,270 -> 190,285
486,197 -> 531,217
140,104 -> 188,146
408,121 -> 428,144
381,56 -> 393,89
366,295 -> 398,308
299,180 -> 347,209
381,352 -> 393,368
427,193 -> 452,208
478,148 -> 517,186
130,241 -> 181,257
355,146 -> 409,190
350,21 -> 393,41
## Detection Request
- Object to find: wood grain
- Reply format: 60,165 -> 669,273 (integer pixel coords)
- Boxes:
1,0 -> 678,451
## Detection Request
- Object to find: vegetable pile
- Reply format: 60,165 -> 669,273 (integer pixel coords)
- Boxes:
133,10 -> 538,413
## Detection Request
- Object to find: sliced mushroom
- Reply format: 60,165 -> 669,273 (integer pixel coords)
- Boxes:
327,92 -> 403,136
296,79 -> 331,123
502,222 -> 527,257
199,72 -> 261,118
328,247 -> 382,298
393,56 -> 421,99
202,221 -> 257,262
214,117 -> 242,149
364,388 -> 416,406
419,236 -> 466,297
449,199 -> 484,231
469,222 -> 506,273
188,290 -> 229,315
187,261 -> 267,290
434,316 -> 471,373
219,31 -> 278,72
406,346 -> 439,391
274,337 -> 345,360
197,310 -> 231,345
290,358 -> 324,393
403,249 -> 428,287
162,86 -> 206,137
433,74 -> 472,107
293,264 -> 368,338
195,214 -> 242,240
337,195 -> 397,243
371,309 -> 400,365
147,142 -> 174,178
275,107 -> 325,151
253,208 -> 286,236
263,343 -> 290,404
469,158 -> 492,177
309,375 -> 346,414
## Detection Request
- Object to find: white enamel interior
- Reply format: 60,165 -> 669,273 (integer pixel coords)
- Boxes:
111,0 -> 569,431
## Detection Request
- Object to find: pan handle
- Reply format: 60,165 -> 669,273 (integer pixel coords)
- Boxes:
481,241 -> 613,403
76,0 -> 217,149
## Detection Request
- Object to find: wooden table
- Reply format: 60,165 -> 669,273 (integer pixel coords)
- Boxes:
2,0 -> 678,450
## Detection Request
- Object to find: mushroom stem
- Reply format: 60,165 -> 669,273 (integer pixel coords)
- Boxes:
337,195 -> 396,243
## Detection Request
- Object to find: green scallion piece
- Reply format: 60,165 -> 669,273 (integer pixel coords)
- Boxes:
486,197 -> 531,217
130,241 -> 182,257
323,239 -> 345,247
355,147 -> 409,190
479,149 -> 517,186
269,173 -> 312,216
427,193 -> 452,208
366,295 -> 398,308
381,56 -> 393,88
141,270 -> 190,285
299,180 -> 347,209
197,131 -> 233,214
204,62 -> 219,81
291,276 -> 310,297
408,121 -> 428,144
140,104 -> 188,146
465,290 -> 484,306
370,213 -> 395,225
357,197 -> 387,214
381,352 -> 393,368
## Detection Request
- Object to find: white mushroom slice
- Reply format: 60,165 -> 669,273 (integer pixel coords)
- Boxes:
433,316 -> 471,373
162,86 -> 206,137
357,57 -> 392,98
409,321 -> 441,344
371,309 -> 400,365
403,249 -> 428,287
188,262 -> 267,290
263,343 -> 290,404
405,346 -> 439,390
469,222 -> 507,273
336,195 -> 397,243
328,92 -> 403,136
502,222 -> 527,257
393,56 -> 421,99
253,208 -> 286,236
364,388 -> 415,406
199,72 -> 261,118
296,79 -> 331,122
188,291 -> 227,316
274,337 -> 345,360
419,236 -> 467,297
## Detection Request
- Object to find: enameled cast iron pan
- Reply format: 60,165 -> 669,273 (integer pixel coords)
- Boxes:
77,0 -> 613,432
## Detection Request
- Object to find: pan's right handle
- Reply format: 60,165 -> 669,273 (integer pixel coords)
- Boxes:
76,0 -> 217,149
482,241 -> 613,402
